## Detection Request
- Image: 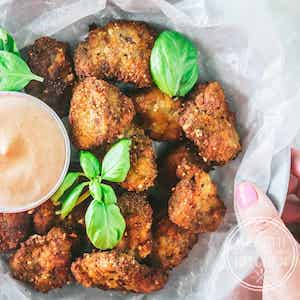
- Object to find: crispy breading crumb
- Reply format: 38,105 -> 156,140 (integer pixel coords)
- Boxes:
168,159 -> 226,233
25,37 -> 75,117
151,217 -> 198,270
159,143 -> 210,189
69,77 -> 135,150
0,212 -> 32,252
120,125 -> 157,192
71,250 -> 168,293
9,228 -> 73,292
133,87 -> 182,141
117,192 -> 153,259
74,20 -> 156,87
179,82 -> 241,165
33,200 -> 87,235
33,200 -> 56,235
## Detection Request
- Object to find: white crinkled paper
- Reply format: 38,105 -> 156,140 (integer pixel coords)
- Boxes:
1,0 -> 300,299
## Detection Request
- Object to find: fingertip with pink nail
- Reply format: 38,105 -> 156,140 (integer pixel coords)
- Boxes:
235,182 -> 258,209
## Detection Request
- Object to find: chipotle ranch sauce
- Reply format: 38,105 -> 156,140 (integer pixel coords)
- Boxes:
0,93 -> 67,211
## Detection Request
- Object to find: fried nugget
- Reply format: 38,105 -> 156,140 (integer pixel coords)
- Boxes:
33,200 -> 90,257
9,227 -> 73,292
151,217 -> 198,270
159,143 -> 209,189
25,37 -> 75,117
150,144 -> 206,219
134,87 -> 182,141
74,41 -> 92,80
179,82 -> 241,165
33,200 -> 56,235
33,200 -> 86,235
69,77 -> 135,150
74,20 -> 156,87
0,212 -> 31,252
71,250 -> 168,293
117,192 -> 152,259
168,159 -> 226,233
120,125 -> 157,192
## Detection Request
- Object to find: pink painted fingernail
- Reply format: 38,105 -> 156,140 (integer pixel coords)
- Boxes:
236,182 -> 258,209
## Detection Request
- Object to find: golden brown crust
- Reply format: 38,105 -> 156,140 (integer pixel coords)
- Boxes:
33,200 -> 56,235
159,143 -> 210,189
25,36 -> 75,117
117,192 -> 152,259
69,77 -> 135,150
33,200 -> 87,235
120,125 -> 157,192
0,212 -> 32,252
134,87 -> 182,141
74,41 -> 95,79
168,159 -> 226,233
9,228 -> 73,292
71,250 -> 168,293
151,217 -> 198,270
179,82 -> 241,165
74,20 -> 156,87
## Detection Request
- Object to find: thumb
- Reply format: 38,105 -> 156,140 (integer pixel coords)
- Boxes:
235,182 -> 299,281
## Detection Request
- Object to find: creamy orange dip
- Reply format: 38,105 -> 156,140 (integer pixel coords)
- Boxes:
0,93 -> 67,211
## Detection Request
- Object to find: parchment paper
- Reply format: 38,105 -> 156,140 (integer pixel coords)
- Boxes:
1,1 -> 300,299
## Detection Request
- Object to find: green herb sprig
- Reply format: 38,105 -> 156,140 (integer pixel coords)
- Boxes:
0,27 -> 43,91
51,138 -> 132,250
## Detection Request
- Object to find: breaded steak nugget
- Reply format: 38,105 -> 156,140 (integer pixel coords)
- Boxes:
117,192 -> 152,259
69,77 -> 135,149
159,143 -> 209,189
74,20 -> 156,87
0,212 -> 31,252
71,250 -> 168,293
25,37 -> 75,117
179,82 -> 241,165
168,158 -> 226,233
151,217 -> 198,270
74,41 -> 92,80
120,125 -> 157,192
33,200 -> 86,235
33,200 -> 56,235
9,228 -> 73,292
134,87 -> 182,141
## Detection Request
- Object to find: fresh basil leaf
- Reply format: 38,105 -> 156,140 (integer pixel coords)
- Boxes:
60,182 -> 87,218
150,30 -> 199,97
85,200 -> 126,250
51,172 -> 80,204
101,183 -> 117,205
89,180 -> 102,202
0,51 -> 43,91
80,150 -> 101,179
0,28 -> 20,56
101,139 -> 131,182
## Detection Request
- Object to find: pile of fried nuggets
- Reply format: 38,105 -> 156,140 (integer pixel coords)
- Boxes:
0,20 -> 241,293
